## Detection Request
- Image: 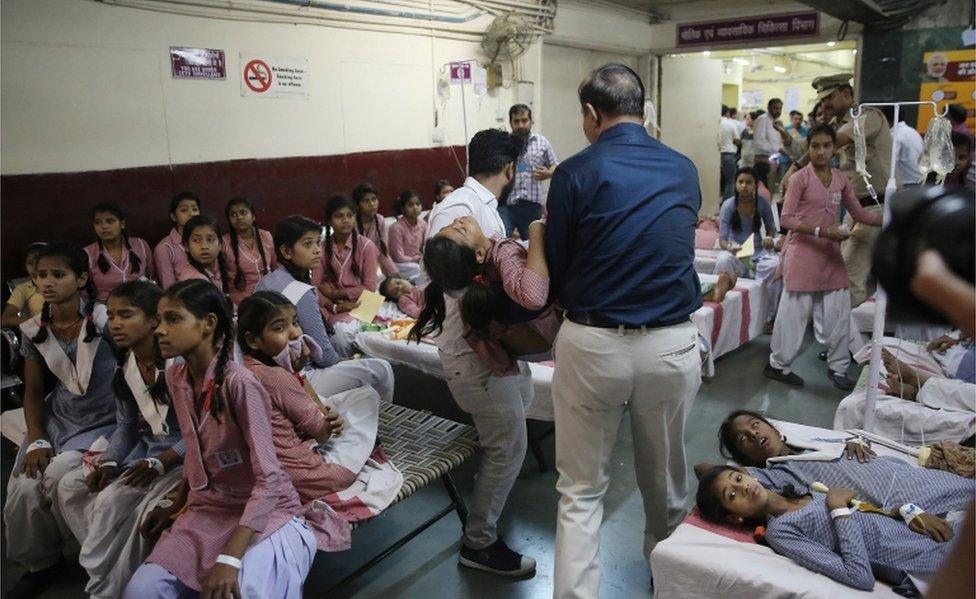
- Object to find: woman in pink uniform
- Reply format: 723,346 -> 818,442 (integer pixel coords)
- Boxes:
123,280 -> 337,599
222,197 -> 275,307
387,190 -> 428,283
85,203 -> 154,302
765,123 -> 882,391
153,192 -> 201,289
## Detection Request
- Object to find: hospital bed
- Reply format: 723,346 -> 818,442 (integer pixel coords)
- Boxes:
650,418 -> 914,599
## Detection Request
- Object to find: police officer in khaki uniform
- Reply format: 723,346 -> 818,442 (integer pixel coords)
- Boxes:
782,73 -> 892,307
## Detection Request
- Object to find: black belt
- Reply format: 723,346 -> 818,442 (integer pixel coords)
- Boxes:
858,194 -> 884,207
566,312 -> 690,330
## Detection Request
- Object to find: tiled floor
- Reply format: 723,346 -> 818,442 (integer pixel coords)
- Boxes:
1,331 -> 856,598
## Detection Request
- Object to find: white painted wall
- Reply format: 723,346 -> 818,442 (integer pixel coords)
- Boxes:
0,0 -> 536,175
541,44 -> 640,162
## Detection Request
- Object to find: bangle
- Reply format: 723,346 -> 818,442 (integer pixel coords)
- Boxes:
814,227 -> 821,238
26,439 -> 53,452
215,554 -> 243,570
99,461 -> 119,469
156,498 -> 174,510
899,503 -> 925,526
143,457 -> 165,476
830,507 -> 852,520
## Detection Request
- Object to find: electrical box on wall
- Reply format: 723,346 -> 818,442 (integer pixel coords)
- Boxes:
517,80 -> 535,107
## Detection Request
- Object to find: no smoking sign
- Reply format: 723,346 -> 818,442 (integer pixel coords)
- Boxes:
244,59 -> 272,93
240,54 -> 309,99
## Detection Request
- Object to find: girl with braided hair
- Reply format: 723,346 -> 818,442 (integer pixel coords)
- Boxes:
85,203 -> 154,302
256,215 -> 395,405
4,242 -> 117,598
221,197 -> 276,307
153,191 -> 201,289
315,194 -> 380,357
353,182 -> 399,276
125,279 -> 322,598
57,280 -> 184,598
176,214 -> 230,297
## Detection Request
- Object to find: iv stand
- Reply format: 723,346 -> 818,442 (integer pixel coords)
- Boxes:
848,100 -> 950,433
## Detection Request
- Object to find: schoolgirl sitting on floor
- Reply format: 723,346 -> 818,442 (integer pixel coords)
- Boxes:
387,190 -> 427,284
2,242 -> 48,327
256,215 -> 394,403
353,183 -> 398,277
4,242 -> 117,598
222,197 -> 275,307
123,280 -> 335,599
379,273 -> 424,318
85,203 -> 154,302
315,194 -> 380,357
154,191 -> 201,289
57,281 -> 184,599
176,214 -> 229,294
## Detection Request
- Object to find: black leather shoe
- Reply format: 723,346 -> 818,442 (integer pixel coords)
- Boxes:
764,365 -> 805,387
828,371 -> 855,391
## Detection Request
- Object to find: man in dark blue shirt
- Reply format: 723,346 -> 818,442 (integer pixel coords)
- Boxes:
546,63 -> 703,599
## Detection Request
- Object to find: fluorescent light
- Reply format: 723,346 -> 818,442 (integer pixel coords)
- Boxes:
826,41 -> 836,47
852,49 -> 857,55
773,65 -> 787,73
733,57 -> 750,66
703,50 -> 711,56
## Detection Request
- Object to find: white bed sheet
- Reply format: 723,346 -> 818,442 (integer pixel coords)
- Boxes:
694,273 -> 766,375
651,521 -> 899,599
356,332 -> 555,421
694,248 -> 722,274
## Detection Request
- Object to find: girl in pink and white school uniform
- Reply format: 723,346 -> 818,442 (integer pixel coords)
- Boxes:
766,123 -> 882,391
222,197 -> 276,307
123,280 -> 335,599
353,183 -> 398,277
175,214 -> 228,295
238,291 -> 401,527
412,215 -> 557,376
153,191 -> 201,289
379,274 -> 425,318
315,194 -> 380,357
85,203 -> 154,302
387,190 -> 428,284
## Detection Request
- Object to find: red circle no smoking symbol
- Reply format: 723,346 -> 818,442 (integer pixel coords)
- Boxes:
244,59 -> 272,93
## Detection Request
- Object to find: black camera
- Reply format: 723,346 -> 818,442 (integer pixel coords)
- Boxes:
872,185 -> 975,325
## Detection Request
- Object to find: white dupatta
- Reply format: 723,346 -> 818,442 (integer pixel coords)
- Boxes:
19,303 -> 108,397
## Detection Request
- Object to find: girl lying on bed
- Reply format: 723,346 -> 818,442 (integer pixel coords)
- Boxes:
410,215 -> 558,375
696,465 -> 960,595
695,410 -> 975,517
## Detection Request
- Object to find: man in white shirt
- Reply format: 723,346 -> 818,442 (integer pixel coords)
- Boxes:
425,128 -> 537,577
881,106 -> 924,188
752,98 -> 791,190
718,105 -> 741,198
729,106 -> 747,135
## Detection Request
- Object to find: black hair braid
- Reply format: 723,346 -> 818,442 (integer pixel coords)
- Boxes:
32,302 -> 52,344
408,281 -> 446,344
112,348 -> 134,408
255,227 -> 270,277
216,249 -> 230,295
229,226 -> 246,291
209,319 -> 234,419
350,230 -> 362,280
324,227 -> 339,283
374,214 -> 389,256
123,230 -> 142,274
82,277 -> 99,342
96,239 -> 111,273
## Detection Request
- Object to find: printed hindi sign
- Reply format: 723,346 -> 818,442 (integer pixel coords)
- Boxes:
450,62 -> 472,83
170,47 -> 226,80
676,12 -> 820,48
240,53 -> 309,99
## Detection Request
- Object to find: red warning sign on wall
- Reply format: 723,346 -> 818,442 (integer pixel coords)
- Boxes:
244,59 -> 272,92
240,54 -> 309,99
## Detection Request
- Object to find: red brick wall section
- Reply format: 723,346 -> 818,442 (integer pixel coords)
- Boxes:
1,146 -> 467,278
